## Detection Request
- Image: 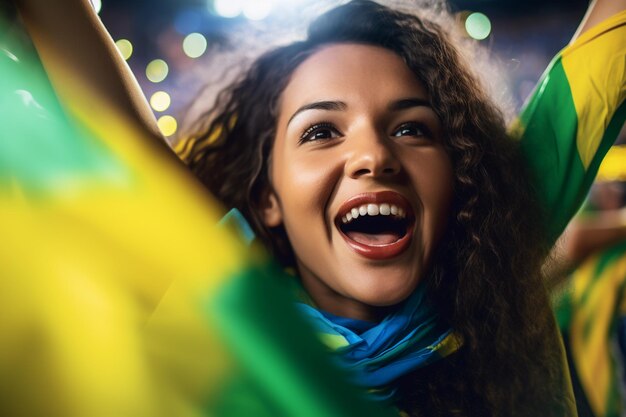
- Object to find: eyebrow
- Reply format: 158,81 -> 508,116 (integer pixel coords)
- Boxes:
287,100 -> 347,126
286,97 -> 432,127
388,98 -> 431,111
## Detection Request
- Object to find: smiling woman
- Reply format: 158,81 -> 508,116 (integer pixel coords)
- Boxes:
174,0 -> 626,414
178,2 -> 581,415
264,44 -> 454,317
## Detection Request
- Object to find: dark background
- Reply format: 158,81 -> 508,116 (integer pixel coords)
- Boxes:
96,0 -> 591,136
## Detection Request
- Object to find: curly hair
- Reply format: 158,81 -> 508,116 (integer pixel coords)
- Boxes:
178,1 -> 572,415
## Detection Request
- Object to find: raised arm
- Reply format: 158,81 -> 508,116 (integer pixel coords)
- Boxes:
563,208 -> 626,266
573,0 -> 626,41
14,0 -> 162,141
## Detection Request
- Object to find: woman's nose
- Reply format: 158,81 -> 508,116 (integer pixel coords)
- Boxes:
344,131 -> 402,179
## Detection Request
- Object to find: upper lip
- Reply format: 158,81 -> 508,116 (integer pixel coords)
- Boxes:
334,191 -> 414,225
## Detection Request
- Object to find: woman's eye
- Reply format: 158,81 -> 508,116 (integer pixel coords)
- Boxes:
392,122 -> 431,138
300,123 -> 341,143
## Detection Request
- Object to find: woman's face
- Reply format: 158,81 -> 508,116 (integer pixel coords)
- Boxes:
262,44 -> 454,320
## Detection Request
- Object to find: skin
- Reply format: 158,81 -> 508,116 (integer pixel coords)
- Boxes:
261,44 -> 454,321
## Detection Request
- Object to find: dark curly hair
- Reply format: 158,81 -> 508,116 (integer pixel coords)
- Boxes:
177,1 -> 573,415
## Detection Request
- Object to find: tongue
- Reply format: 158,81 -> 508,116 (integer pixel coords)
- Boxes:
346,231 -> 400,246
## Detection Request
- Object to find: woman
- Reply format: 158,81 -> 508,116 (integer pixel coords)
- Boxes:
178,2 -> 566,415
14,0 -> 626,415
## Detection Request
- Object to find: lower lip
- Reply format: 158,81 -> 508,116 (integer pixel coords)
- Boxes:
338,226 -> 414,260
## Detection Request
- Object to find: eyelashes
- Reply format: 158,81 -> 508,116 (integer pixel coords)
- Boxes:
298,122 -> 341,144
392,122 -> 434,139
298,121 -> 434,144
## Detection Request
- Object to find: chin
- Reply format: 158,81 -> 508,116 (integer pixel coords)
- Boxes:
350,278 -> 419,307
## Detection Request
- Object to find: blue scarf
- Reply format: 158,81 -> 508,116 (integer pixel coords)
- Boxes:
296,284 -> 462,401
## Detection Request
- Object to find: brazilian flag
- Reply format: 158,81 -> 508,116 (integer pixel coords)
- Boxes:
512,11 -> 626,242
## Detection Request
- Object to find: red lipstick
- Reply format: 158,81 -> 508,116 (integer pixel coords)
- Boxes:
335,191 -> 415,260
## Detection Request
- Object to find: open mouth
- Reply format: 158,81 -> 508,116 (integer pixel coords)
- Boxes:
335,191 -> 414,260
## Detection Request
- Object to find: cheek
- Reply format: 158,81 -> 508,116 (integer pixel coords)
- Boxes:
270,146 -> 342,239
425,154 -> 454,210
405,148 -> 455,236
272,145 -> 341,207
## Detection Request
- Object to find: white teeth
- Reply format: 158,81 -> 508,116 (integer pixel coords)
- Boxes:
367,204 -> 379,216
341,202 -> 407,224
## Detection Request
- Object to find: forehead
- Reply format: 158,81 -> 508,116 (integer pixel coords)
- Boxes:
280,43 -> 428,111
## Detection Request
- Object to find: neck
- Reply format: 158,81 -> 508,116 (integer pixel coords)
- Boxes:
297,264 -> 394,322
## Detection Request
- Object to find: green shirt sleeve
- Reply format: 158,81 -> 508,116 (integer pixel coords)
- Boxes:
510,11 -> 626,242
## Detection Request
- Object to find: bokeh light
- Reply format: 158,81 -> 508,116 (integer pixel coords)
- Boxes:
115,39 -> 133,60
150,91 -> 171,112
243,1 -> 273,20
465,12 -> 492,40
182,33 -> 208,59
146,59 -> 169,83
157,115 -> 178,137
91,0 -> 102,14
214,0 -> 243,18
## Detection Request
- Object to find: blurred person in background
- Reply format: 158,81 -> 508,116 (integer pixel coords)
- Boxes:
553,179 -> 626,417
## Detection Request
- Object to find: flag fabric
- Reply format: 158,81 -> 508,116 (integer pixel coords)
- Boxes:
296,284 -> 463,401
0,15 -> 396,417
596,145 -> 626,182
511,11 -> 626,242
554,240 -> 626,417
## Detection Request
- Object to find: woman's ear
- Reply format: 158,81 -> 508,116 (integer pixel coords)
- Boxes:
259,188 -> 283,227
